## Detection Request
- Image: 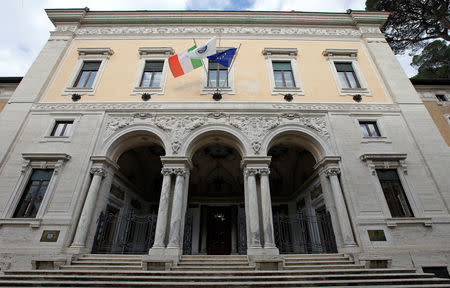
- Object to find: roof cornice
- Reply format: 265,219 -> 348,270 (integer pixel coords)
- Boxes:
46,9 -> 389,27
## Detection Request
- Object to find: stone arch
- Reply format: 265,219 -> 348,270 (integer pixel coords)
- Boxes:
101,125 -> 170,162
261,124 -> 332,161
181,125 -> 251,159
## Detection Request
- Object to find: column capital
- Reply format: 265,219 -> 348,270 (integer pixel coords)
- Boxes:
324,167 -> 341,177
174,168 -> 187,177
161,167 -> 173,176
244,168 -> 258,177
90,167 -> 106,177
259,167 -> 270,176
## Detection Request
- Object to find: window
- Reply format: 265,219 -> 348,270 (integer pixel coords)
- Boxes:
201,47 -> 235,95
140,61 -> 164,88
262,48 -> 303,96
51,121 -> 73,137
335,62 -> 360,88
323,49 -> 370,96
376,169 -> 413,217
73,61 -> 100,88
13,169 -> 54,218
359,121 -> 380,137
208,60 -> 228,88
64,48 -> 113,96
131,47 -> 173,95
273,61 -> 295,88
435,94 -> 447,102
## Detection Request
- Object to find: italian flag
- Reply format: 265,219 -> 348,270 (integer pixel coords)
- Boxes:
169,45 -> 202,78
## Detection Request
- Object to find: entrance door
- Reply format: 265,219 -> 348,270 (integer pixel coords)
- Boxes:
207,206 -> 231,255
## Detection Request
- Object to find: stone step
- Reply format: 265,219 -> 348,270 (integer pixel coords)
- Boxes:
170,265 -> 255,271
284,256 -> 350,262
177,261 -> 250,266
284,260 -> 354,266
81,254 -> 143,259
71,260 -> 142,265
76,257 -> 143,262
0,272 -> 437,282
284,253 -> 346,258
60,264 -> 143,270
4,268 -> 419,276
181,255 -> 248,259
0,277 -> 449,287
283,264 -> 366,270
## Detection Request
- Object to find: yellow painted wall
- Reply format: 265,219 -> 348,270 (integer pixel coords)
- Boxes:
424,102 -> 450,146
43,39 -> 389,103
0,100 -> 7,112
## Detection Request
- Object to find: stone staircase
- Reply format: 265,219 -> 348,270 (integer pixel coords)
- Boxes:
0,253 -> 449,287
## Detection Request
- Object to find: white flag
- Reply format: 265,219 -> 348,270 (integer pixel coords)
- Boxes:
188,37 -> 217,59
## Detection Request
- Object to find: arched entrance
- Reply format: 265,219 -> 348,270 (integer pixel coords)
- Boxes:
92,132 -> 166,254
183,137 -> 246,255
267,133 -> 338,254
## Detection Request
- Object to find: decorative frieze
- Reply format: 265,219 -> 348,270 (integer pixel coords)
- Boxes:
75,26 -> 361,37
230,116 -> 280,153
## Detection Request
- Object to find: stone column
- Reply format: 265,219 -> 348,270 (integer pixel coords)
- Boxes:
245,168 -> 262,248
324,167 -> 356,247
151,168 -> 173,249
71,167 -> 106,248
259,168 -> 277,250
167,168 -> 187,248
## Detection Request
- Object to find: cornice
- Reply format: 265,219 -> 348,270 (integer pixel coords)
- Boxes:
46,8 -> 388,28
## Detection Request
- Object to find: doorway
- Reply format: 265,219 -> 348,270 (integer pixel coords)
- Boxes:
207,206 -> 232,255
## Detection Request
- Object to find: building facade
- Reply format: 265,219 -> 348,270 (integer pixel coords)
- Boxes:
0,8 -> 449,272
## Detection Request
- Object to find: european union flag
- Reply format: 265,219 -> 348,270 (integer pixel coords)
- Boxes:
207,48 -> 237,68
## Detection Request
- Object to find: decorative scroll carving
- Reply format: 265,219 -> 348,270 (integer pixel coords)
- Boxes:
155,116 -> 206,154
31,103 -> 162,111
161,168 -> 173,176
259,168 -> 270,176
230,116 -> 280,154
174,168 -> 187,177
90,168 -> 106,177
272,103 -> 400,112
55,25 -> 78,32
105,115 -> 135,139
76,26 -> 361,37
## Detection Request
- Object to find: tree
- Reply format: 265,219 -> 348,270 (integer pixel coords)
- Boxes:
411,40 -> 450,79
366,0 -> 450,54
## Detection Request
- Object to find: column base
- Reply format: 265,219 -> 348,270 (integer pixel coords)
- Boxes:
65,245 -> 90,255
247,246 -> 279,256
147,247 -> 182,265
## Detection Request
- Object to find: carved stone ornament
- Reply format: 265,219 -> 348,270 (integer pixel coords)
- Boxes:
90,168 -> 106,177
174,168 -> 187,177
244,167 -> 269,177
324,167 -> 341,177
230,116 -> 280,153
55,25 -> 78,32
161,167 -> 173,176
155,116 -> 207,153
76,26 -> 361,37
272,103 -> 400,112
280,114 -> 330,139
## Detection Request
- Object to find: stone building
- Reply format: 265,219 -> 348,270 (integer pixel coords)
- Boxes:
0,77 -> 22,113
0,8 -> 449,277
412,78 -> 450,146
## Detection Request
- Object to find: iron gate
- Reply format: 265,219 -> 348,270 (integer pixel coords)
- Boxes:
273,210 -> 337,254
92,211 -> 157,254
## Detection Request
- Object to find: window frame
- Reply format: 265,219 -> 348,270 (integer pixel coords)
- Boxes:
359,121 -> 381,137
131,47 -> 174,95
323,49 -> 370,96
2,153 -> 71,223
262,48 -> 303,96
63,48 -> 113,96
207,60 -> 229,88
41,115 -> 80,143
360,153 -> 422,219
50,120 -> 74,137
201,47 -> 235,95
375,169 -> 414,218
353,116 -> 390,144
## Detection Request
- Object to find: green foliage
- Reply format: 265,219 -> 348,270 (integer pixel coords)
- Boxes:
366,0 -> 450,54
411,40 -> 450,79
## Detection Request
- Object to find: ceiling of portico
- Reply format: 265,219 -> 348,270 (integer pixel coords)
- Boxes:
269,144 -> 316,201
189,144 -> 244,203
116,145 -> 165,202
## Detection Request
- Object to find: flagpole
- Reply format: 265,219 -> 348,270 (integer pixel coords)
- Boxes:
193,38 -> 208,74
226,43 -> 242,87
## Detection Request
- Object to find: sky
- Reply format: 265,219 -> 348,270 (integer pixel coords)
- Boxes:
0,0 -> 417,77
